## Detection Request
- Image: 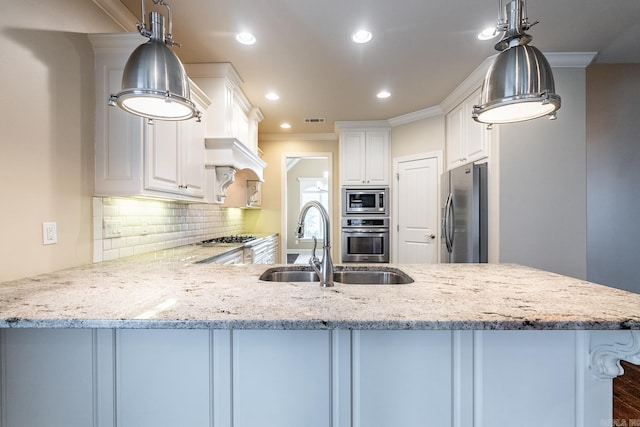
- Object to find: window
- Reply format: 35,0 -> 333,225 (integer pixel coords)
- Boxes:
299,177 -> 329,240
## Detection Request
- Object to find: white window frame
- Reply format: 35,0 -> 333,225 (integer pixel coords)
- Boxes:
298,177 -> 329,242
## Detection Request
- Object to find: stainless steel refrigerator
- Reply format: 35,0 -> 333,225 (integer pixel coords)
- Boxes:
441,163 -> 487,263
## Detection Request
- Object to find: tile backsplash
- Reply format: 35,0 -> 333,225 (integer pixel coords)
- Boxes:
93,197 -> 246,262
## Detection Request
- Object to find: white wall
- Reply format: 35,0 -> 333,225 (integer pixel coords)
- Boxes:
498,67 -> 587,279
0,1 -> 121,282
390,115 -> 445,160
586,64 -> 640,293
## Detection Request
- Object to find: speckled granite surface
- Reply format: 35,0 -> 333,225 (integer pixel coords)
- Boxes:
1,244 -> 639,330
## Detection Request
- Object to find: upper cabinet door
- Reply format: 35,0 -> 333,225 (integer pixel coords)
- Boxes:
179,115 -> 206,198
339,129 -> 390,186
446,103 -> 466,170
144,118 -> 205,199
445,88 -> 489,170
340,131 -> 367,186
464,89 -> 490,163
145,120 -> 181,195
364,131 -> 390,186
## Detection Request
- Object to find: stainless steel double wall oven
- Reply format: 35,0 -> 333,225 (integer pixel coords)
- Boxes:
341,187 -> 390,263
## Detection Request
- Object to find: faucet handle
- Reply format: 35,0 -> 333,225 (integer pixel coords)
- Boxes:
311,236 -> 318,259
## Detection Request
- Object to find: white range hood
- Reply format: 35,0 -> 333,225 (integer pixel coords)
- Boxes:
204,138 -> 266,203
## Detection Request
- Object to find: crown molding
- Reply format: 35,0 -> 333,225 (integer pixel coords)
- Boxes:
92,0 -> 138,31
545,52 -> 598,67
259,133 -> 338,142
388,106 -> 443,127
439,56 -> 494,113
334,120 -> 390,132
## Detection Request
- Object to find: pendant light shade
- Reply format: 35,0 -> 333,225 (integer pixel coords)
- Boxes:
109,1 -> 200,121
473,0 -> 560,125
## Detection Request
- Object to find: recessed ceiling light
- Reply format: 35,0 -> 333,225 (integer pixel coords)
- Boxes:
377,90 -> 391,99
280,123 -> 291,129
477,27 -> 499,40
352,29 -> 373,44
235,32 -> 256,45
265,92 -> 280,101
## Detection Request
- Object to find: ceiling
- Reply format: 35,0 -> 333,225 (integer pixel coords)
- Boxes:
118,0 -> 640,135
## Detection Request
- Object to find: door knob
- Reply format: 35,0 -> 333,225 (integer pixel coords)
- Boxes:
426,234 -> 436,240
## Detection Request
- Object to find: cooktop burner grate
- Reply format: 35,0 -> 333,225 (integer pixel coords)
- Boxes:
201,235 -> 257,244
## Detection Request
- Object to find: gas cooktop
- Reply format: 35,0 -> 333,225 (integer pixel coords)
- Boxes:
201,235 -> 257,245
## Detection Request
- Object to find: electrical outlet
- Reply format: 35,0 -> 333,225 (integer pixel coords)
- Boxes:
42,222 -> 57,245
103,219 -> 123,238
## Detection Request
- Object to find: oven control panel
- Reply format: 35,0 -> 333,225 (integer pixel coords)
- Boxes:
342,217 -> 389,227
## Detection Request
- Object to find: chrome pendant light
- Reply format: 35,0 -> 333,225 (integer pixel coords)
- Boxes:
472,0 -> 560,125
109,0 -> 200,121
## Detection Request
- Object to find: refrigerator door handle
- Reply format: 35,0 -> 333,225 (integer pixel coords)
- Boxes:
442,193 -> 454,253
447,195 -> 454,252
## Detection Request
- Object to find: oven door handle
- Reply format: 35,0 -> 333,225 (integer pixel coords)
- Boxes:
342,228 -> 389,234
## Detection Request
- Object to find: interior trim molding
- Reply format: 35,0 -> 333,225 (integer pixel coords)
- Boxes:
260,132 -> 338,142
388,106 -> 443,127
91,0 -> 138,31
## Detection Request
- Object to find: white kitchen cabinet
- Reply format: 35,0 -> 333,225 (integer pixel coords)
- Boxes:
244,234 -> 279,264
446,88 -> 489,170
185,63 -> 263,155
144,102 -> 206,198
0,328 -> 628,427
214,247 -> 244,264
90,33 -> 210,202
339,128 -> 390,186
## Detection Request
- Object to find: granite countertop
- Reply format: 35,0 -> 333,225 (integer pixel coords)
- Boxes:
1,244 -> 639,330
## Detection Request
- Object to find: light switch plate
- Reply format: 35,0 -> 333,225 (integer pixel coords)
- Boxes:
43,222 -> 57,245
103,219 -> 123,238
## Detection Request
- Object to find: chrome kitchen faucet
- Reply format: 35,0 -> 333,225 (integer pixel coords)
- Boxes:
295,201 -> 334,287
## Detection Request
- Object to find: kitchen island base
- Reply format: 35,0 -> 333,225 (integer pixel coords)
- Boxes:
1,328 -> 638,427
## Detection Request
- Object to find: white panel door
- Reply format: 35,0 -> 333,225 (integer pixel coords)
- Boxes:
397,156 -> 439,263
1,329 -> 95,427
353,330 -> 453,427
232,330 -> 332,427
115,329 -> 211,427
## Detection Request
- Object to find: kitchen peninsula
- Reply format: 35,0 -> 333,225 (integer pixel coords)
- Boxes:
1,245 -> 639,427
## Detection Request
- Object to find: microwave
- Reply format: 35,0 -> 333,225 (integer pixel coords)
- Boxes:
342,187 -> 389,215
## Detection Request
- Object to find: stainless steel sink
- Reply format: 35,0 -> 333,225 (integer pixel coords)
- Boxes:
259,266 -> 413,285
333,269 -> 413,285
258,268 -> 320,282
